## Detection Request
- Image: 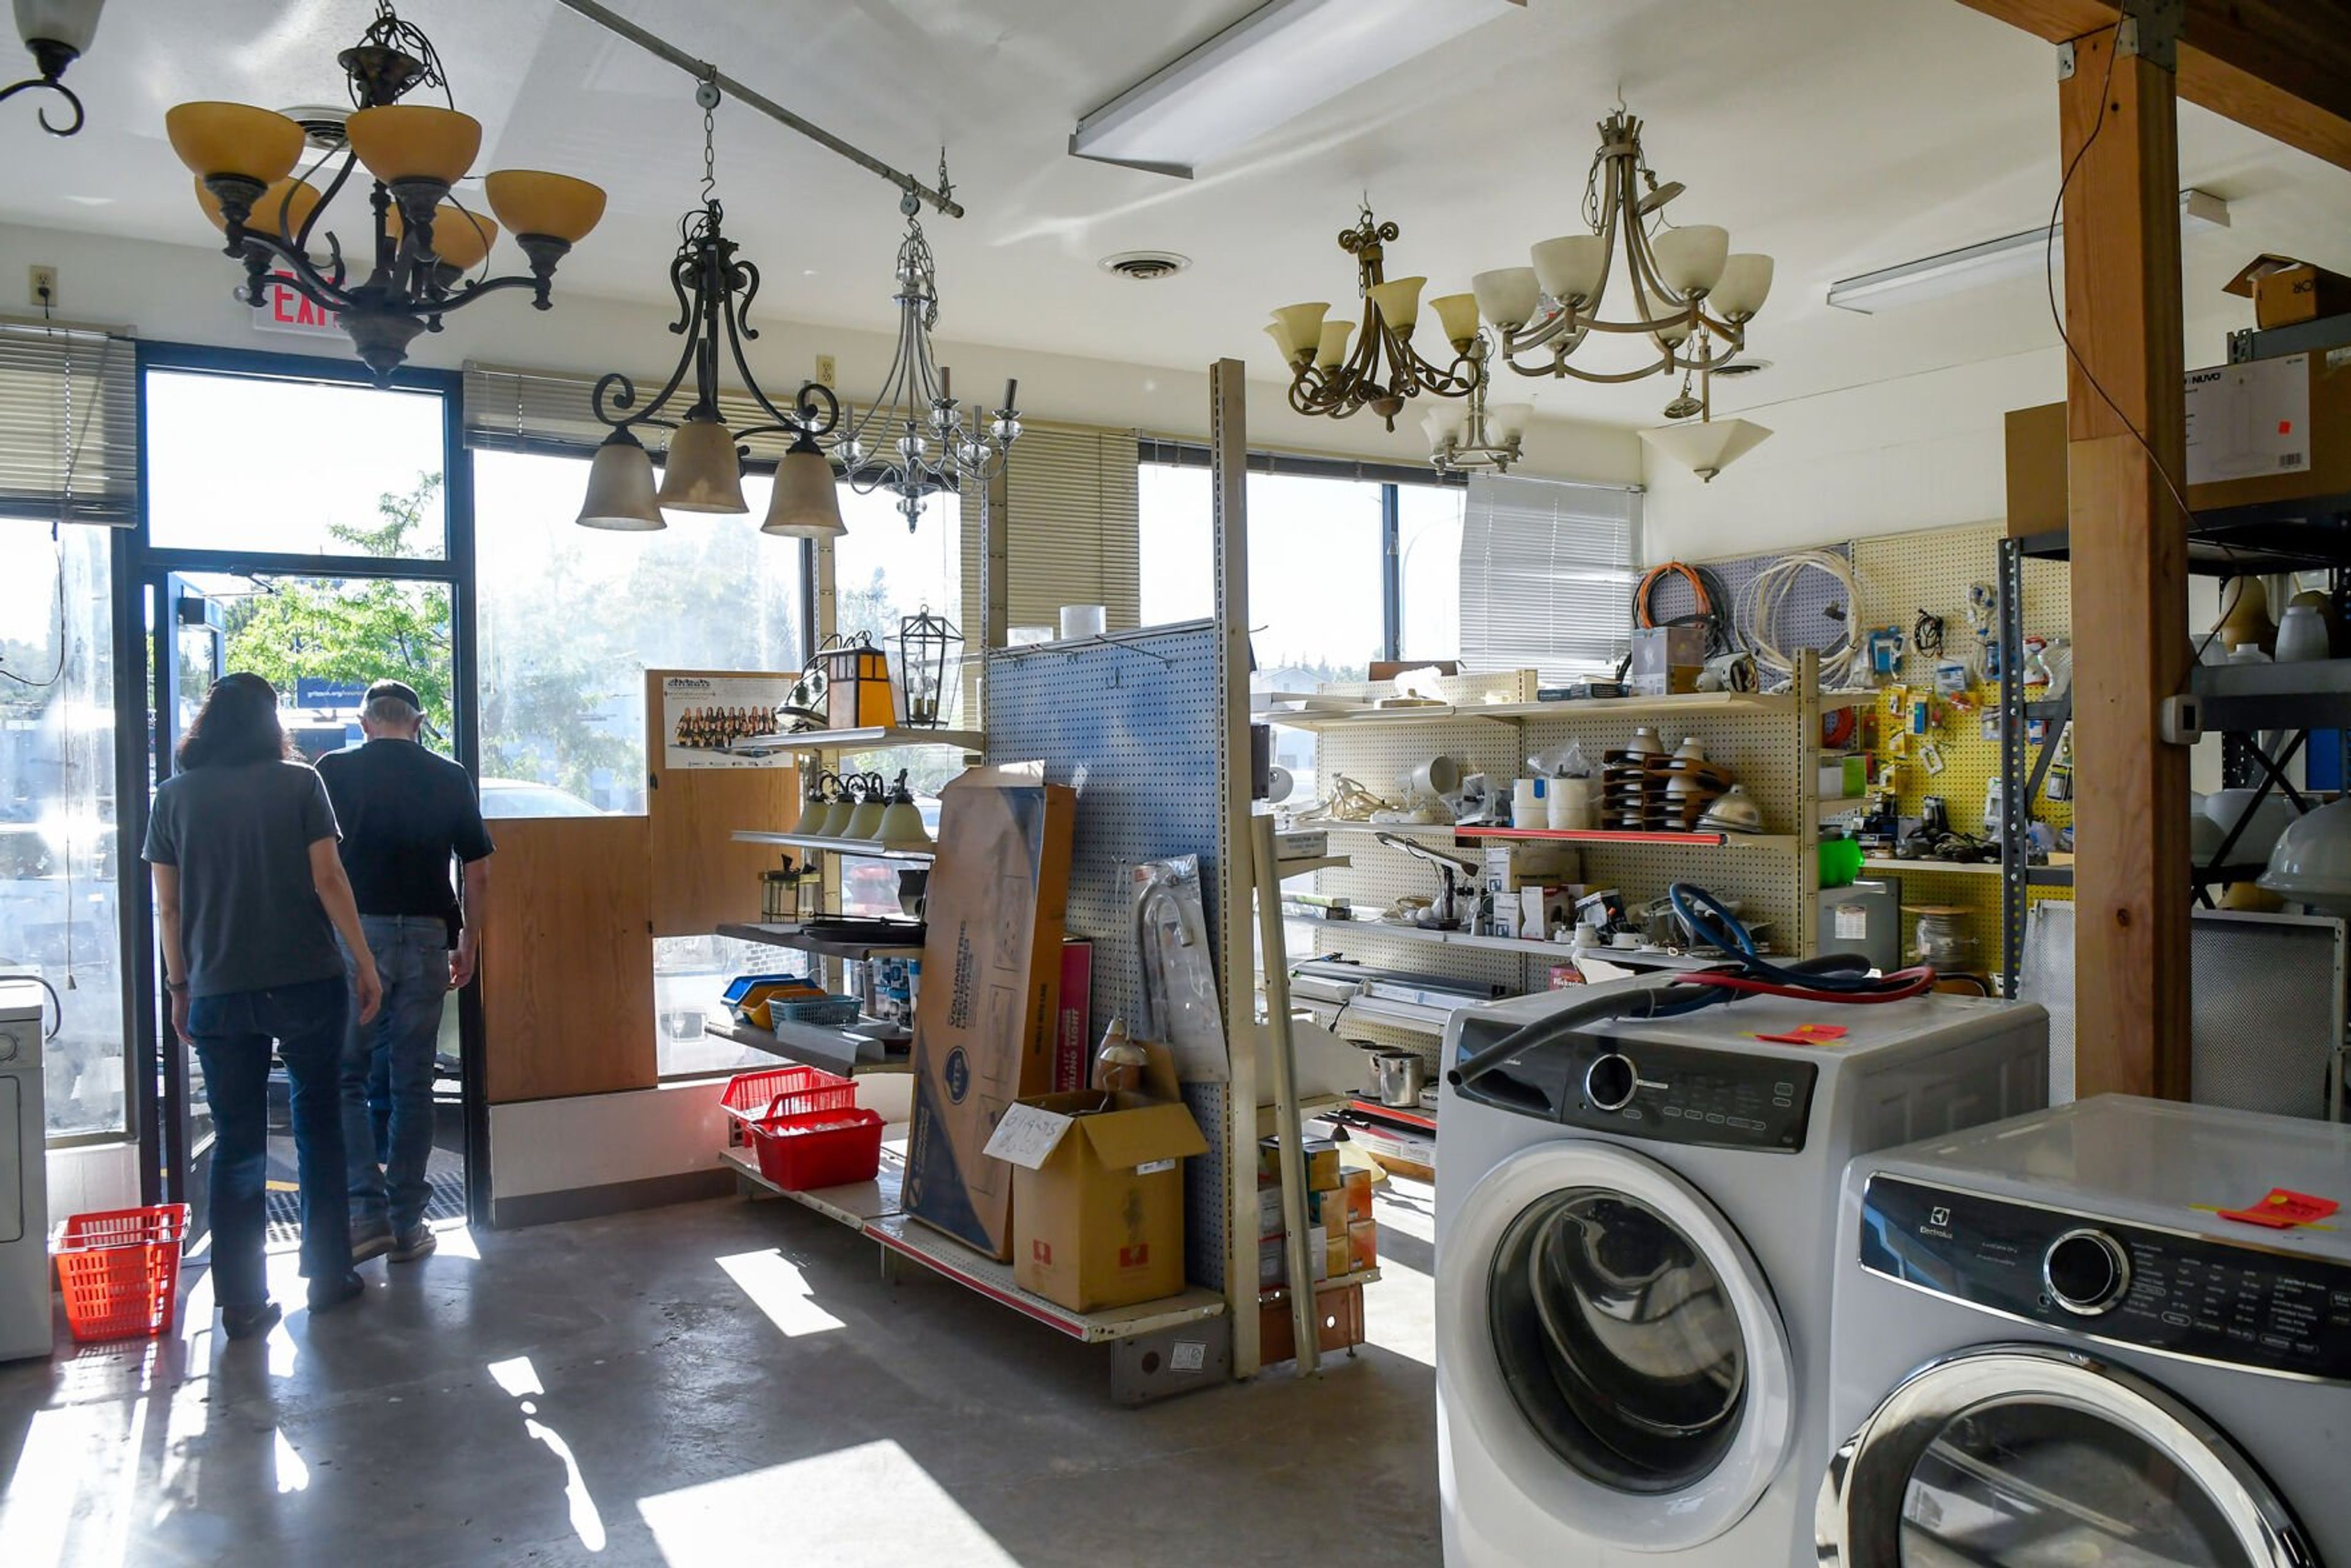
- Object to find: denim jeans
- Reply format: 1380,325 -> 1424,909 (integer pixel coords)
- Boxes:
186,976 -> 352,1311
340,916 -> 449,1233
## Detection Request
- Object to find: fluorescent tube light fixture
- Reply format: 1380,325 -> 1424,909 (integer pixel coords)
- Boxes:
1070,0 -> 1524,178
1825,189 -> 2229,313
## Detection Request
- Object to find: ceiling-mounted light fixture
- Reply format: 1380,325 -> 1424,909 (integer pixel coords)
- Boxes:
1421,341 -> 1526,475
3,0 -> 104,135
1070,0 -> 1524,178
833,156 -> 1022,533
1268,205 -> 1477,429
576,77 -> 841,539
166,1 -> 605,382
1826,189 -> 2230,314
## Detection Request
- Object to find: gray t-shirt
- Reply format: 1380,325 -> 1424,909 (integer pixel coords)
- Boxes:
142,759 -> 343,999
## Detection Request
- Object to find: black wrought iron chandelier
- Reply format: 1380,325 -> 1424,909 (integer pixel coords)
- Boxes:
573,79 -> 844,538
2,0 -> 104,136
165,1 -> 606,383
1267,206 -> 1477,431
834,157 -> 1022,532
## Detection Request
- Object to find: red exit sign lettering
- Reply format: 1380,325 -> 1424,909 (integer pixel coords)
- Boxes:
250,275 -> 340,337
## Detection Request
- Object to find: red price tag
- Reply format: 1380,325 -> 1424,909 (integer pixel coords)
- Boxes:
2218,1188 -> 2339,1229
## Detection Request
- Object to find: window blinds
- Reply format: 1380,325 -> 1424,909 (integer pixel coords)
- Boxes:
958,424 -> 1141,635
0,318 -> 137,526
1459,473 -> 1642,682
461,361 -> 812,465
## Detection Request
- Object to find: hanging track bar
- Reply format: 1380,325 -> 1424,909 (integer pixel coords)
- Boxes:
552,0 -> 966,219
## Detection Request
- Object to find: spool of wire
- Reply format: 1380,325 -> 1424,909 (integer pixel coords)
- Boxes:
1908,905 -> 1975,970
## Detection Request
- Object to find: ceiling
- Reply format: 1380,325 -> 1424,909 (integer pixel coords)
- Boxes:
7,0 -> 2350,428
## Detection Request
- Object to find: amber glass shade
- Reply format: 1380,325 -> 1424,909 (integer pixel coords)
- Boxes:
657,416 -> 747,513
1366,276 -> 1424,333
165,102 -> 304,184
762,443 -> 847,538
195,174 -> 319,238
345,104 -> 481,186
388,201 -> 499,272
1429,291 -> 1480,348
576,429 -> 665,531
484,170 -> 606,243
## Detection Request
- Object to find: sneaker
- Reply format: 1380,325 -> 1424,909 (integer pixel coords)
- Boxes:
388,1225 -> 438,1263
222,1301 -> 282,1341
350,1221 -> 395,1264
306,1270 -> 365,1314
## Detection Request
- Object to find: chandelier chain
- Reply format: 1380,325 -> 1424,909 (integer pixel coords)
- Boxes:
700,74 -> 719,206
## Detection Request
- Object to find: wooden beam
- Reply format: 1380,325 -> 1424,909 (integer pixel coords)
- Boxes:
2061,24 -> 2193,1100
1957,0 -> 2351,170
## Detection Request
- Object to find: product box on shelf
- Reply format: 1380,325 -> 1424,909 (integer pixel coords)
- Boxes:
984,1064 -> 1208,1313
1482,842 -> 1579,893
904,763 -> 1078,1260
1258,1135 -> 1341,1192
1348,1217 -> 1379,1274
1052,940 -> 1093,1093
1256,1165 -> 1373,1239
1258,1229 -> 1330,1288
1629,625 -> 1706,696
2225,252 -> 2351,329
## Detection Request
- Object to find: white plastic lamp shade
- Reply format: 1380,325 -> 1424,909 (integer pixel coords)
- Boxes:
575,428 -> 664,530
2259,796 -> 2351,913
1643,290 -> 1692,346
1269,301 -> 1329,363
1428,291 -> 1480,347
1651,224 -> 1730,295
1366,276 -> 1424,333
1471,266 -> 1540,329
1531,234 -> 1606,306
1420,405 -> 1463,452
1640,416 -> 1772,482
762,441 -> 847,538
1712,253 -> 1774,320
1315,318 -> 1354,369
17,0 -> 103,53
1488,402 -> 1532,443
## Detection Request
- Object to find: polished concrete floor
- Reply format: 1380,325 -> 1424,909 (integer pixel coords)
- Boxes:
0,1177 -> 1441,1567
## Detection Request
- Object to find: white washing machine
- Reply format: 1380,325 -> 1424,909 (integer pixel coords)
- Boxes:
0,979 -> 51,1362
1436,982 -> 2048,1567
1819,1095 -> 2351,1566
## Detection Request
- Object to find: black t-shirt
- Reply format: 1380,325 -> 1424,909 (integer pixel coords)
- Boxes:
315,739 -> 494,941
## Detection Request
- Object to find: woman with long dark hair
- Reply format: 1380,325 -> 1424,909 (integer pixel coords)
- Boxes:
143,672 -> 384,1338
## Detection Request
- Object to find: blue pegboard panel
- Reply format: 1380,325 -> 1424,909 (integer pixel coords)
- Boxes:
1642,544 -> 1856,663
983,620 -> 1231,1291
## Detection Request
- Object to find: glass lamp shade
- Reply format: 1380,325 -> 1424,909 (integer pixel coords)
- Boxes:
1263,322 -> 1299,366
1711,253 -> 1774,320
17,0 -> 104,53
1651,224 -> 1730,296
575,429 -> 664,530
877,799 -> 934,850
1314,319 -> 1354,369
1365,276 -> 1424,334
842,795 -> 887,840
345,104 -> 481,186
484,169 -> 606,243
388,201 -> 499,271
1269,302 -> 1329,364
1639,416 -> 1772,482
1472,266 -> 1540,329
1531,234 -> 1606,306
1420,405 -> 1464,452
165,101 -> 304,184
1429,291 -> 1480,348
657,416 -> 748,513
1488,402 -> 1533,444
762,442 -> 847,538
1643,290 -> 1693,346
195,174 -> 318,238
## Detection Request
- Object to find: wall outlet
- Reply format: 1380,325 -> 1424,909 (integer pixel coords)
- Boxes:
28,265 -> 56,310
814,354 -> 836,387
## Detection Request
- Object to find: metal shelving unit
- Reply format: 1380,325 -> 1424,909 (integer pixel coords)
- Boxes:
703,1016 -> 911,1076
715,920 -> 924,961
729,830 -> 937,863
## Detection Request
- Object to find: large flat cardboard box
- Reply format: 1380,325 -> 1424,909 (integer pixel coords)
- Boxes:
986,1087 -> 1208,1313
904,763 -> 1077,1259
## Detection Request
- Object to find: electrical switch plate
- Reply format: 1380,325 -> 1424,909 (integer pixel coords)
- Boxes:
28,265 -> 56,309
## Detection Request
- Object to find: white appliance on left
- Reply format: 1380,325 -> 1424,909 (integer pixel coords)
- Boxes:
0,978 -> 53,1360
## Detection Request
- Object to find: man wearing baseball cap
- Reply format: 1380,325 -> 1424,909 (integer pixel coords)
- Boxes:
315,680 -> 494,1263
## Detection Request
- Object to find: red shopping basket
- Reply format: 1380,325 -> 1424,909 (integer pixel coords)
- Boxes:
718,1065 -> 857,1149
749,1106 -> 885,1190
53,1204 -> 190,1344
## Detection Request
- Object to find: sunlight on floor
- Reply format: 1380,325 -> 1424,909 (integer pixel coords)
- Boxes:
637,1440 -> 1018,1566
486,1354 -> 606,1551
1365,1176 -> 1437,1368
433,1224 -> 482,1261
715,1248 -> 844,1338
272,1428 -> 309,1494
487,1355 -> 545,1398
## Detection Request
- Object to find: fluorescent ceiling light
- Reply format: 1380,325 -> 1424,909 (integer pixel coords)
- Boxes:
1070,0 -> 1524,178
1826,189 -> 2230,313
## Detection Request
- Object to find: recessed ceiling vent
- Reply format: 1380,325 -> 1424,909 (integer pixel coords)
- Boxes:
278,105 -> 350,151
1099,250 -> 1191,282
1711,358 -> 1772,378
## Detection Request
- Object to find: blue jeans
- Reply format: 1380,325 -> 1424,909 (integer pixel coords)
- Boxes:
186,977 -> 352,1311
340,917 -> 449,1233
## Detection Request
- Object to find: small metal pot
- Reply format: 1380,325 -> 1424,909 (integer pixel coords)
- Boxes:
1369,1049 -> 1427,1108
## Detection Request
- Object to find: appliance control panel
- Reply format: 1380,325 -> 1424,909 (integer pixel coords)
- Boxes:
1861,1176 -> 2351,1382
1550,1034 -> 1817,1151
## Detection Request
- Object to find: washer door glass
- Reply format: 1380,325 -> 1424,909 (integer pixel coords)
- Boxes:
1902,1401 -> 2249,1566
1487,1185 -> 1747,1493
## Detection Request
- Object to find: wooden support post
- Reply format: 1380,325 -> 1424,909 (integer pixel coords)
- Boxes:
2061,18 -> 2192,1100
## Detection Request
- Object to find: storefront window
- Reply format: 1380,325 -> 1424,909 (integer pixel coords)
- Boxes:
0,518 -> 125,1138
1399,483 -> 1465,661
473,450 -> 809,814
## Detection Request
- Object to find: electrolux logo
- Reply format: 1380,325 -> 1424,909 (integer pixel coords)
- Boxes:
1920,1203 -> 1955,1241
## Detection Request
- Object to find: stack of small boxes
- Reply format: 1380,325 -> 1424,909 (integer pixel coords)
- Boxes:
1482,840 -> 1583,942
1256,1135 -> 1377,1288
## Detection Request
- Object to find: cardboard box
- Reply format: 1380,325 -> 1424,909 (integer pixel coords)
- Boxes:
2226,253 -> 2351,330
1348,1217 -> 1379,1273
1323,1227 -> 1352,1281
905,764 -> 1078,1259
1259,1228 -> 1330,1288
1322,1168 -> 1374,1228
1483,842 -> 1579,893
1052,940 -> 1093,1094
2003,402 -> 2068,538
988,1086 -> 1207,1313
1259,1135 -> 1341,1192
1629,625 -> 1706,697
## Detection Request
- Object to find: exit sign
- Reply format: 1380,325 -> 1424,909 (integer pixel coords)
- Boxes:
250,274 -> 341,338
